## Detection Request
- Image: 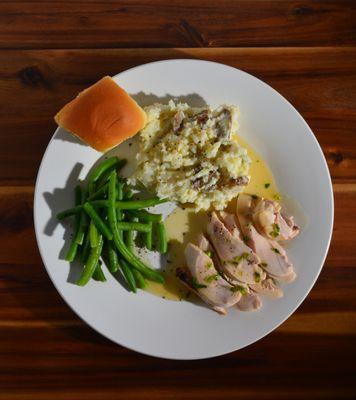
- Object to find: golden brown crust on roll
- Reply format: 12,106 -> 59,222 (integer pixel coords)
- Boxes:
54,76 -> 146,152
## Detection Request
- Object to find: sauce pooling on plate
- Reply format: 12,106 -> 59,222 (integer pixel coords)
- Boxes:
145,136 -> 280,301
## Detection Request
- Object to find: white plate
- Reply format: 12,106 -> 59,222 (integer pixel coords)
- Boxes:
34,59 -> 333,360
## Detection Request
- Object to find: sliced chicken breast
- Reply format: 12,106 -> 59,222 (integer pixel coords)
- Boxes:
237,292 -> 262,311
250,277 -> 284,298
196,233 -> 211,253
252,197 -> 300,241
236,194 -> 296,282
219,211 -> 241,239
206,212 -> 265,285
178,243 -> 242,314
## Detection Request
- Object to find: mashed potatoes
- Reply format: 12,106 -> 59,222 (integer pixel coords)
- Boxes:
130,101 -> 251,210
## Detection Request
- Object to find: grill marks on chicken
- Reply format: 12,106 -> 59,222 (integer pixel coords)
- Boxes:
179,193 -> 299,314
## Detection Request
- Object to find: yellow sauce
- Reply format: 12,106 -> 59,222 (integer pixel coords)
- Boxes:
145,136 -> 280,301
237,136 -> 279,200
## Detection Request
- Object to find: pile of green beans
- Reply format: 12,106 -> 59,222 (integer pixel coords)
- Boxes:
57,156 -> 168,290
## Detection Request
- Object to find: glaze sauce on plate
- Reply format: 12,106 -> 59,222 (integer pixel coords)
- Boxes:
145,136 -> 280,301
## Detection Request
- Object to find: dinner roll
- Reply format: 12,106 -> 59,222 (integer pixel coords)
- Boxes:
55,76 -> 146,152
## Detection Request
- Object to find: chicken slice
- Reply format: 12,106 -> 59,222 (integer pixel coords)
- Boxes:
236,194 -> 296,282
206,212 -> 265,285
237,292 -> 262,312
196,233 -> 211,253
219,211 -> 241,239
250,278 -> 284,298
252,197 -> 300,241
178,243 -> 242,314
197,232 -> 252,291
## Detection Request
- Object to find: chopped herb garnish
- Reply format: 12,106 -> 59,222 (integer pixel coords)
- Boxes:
242,234 -> 250,244
271,247 -> 280,254
273,194 -> 281,201
191,277 -> 207,289
254,272 -> 261,283
205,262 -> 213,269
260,262 -> 268,268
270,223 -> 280,238
205,250 -> 212,258
230,285 -> 248,295
204,274 -> 219,283
233,252 -> 249,264
251,194 -> 258,199
264,183 -> 270,188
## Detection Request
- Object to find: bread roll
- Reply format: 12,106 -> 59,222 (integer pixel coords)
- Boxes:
55,76 -> 146,152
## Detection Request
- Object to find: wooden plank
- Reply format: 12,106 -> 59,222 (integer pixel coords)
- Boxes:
0,1 -> 355,49
0,47 -> 355,185
0,328 -> 354,399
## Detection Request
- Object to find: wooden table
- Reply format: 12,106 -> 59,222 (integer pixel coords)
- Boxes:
1,1 -> 355,399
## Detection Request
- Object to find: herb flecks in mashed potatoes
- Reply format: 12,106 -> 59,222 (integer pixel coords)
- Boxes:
130,101 -> 251,210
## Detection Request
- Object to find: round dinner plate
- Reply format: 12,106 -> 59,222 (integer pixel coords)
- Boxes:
34,59 -> 333,360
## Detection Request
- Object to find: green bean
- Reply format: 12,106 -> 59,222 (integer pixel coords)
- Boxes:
108,172 -> 134,290
57,197 -> 169,220
88,182 -> 96,196
128,209 -> 163,223
144,221 -> 153,250
116,221 -> 151,232
108,170 -> 118,225
124,188 -> 134,199
95,168 -> 115,189
114,229 -> 163,282
77,235 -> 104,286
87,182 -> 108,201
107,172 -> 164,283
132,269 -> 147,289
95,160 -> 126,188
117,180 -> 124,200
124,216 -> 136,251
89,219 -> 99,248
92,260 -> 106,282
115,198 -> 168,209
57,205 -> 82,220
157,221 -> 168,254
74,187 -> 88,245
80,230 -> 91,264
116,181 -> 124,221
119,259 -> 137,293
106,241 -> 119,273
87,157 -> 120,184
65,185 -> 82,262
82,202 -> 112,240
65,238 -> 79,262
91,198 -> 169,210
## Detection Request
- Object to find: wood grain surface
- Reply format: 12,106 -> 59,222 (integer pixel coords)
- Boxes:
0,1 -> 355,48
0,1 -> 355,399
